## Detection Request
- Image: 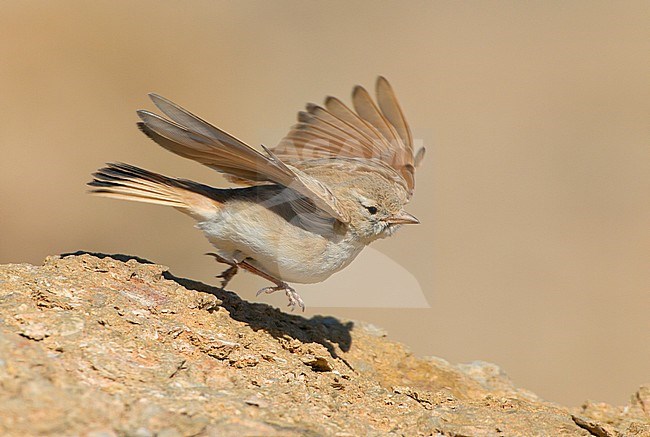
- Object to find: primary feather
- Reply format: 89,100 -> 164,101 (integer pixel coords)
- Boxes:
137,100 -> 349,222
272,77 -> 423,197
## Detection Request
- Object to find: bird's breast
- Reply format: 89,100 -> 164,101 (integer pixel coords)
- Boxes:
196,200 -> 365,284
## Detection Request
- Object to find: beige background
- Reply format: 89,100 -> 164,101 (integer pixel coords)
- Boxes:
1,1 -> 648,406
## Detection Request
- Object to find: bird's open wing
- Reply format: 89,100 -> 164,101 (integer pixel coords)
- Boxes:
271,77 -> 425,197
137,94 -> 349,222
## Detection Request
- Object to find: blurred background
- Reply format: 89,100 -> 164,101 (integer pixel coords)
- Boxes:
1,1 -> 648,406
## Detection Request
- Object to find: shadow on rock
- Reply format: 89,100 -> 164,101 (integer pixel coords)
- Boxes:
62,251 -> 354,362
62,250 -> 156,265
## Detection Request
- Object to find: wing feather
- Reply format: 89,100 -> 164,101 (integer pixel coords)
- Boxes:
352,85 -> 404,151
324,96 -> 393,152
271,77 -> 423,195
137,78 -> 421,217
375,76 -> 413,150
148,93 -> 254,151
137,100 -> 349,222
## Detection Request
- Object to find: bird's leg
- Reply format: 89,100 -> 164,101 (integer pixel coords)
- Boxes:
256,284 -> 305,312
238,260 -> 305,312
205,252 -> 239,288
205,254 -> 305,311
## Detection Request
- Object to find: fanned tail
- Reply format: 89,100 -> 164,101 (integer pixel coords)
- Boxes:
88,163 -> 223,220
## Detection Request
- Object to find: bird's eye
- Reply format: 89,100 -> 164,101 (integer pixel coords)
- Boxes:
365,206 -> 378,215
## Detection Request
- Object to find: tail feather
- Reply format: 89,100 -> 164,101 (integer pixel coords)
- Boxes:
88,163 -> 222,219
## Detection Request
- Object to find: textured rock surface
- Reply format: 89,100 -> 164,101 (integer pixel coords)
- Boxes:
0,254 -> 647,436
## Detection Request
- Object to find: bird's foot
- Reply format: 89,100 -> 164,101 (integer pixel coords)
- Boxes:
206,252 -> 239,288
256,282 -> 305,312
216,265 -> 238,288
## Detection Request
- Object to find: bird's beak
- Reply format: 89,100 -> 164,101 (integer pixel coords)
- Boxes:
385,211 -> 420,225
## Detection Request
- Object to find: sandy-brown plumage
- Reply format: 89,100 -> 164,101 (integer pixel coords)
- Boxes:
89,77 -> 423,310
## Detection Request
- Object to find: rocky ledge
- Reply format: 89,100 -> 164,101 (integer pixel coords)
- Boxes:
0,254 -> 647,436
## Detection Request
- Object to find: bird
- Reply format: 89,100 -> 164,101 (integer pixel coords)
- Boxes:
88,77 -> 425,311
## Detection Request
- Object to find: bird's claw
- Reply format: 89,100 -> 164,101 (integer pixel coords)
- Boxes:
256,283 -> 305,312
206,252 -> 239,288
216,265 -> 238,288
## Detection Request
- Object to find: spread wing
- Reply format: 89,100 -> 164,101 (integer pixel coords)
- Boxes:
272,76 -> 425,197
137,94 -> 349,222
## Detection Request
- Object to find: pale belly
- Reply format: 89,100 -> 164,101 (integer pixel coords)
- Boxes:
196,209 -> 365,284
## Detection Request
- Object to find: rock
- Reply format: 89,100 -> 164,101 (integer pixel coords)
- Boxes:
0,253 -> 647,436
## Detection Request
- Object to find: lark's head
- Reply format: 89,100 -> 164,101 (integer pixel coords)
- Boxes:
335,172 -> 419,243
